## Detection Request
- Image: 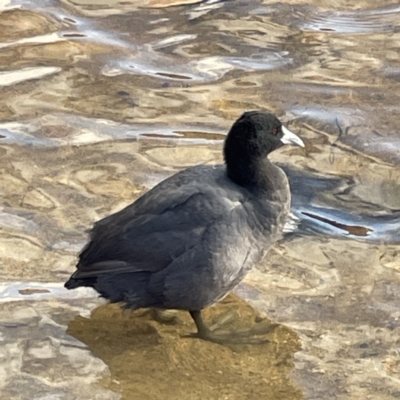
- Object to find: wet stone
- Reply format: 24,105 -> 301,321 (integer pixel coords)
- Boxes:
66,294 -> 301,400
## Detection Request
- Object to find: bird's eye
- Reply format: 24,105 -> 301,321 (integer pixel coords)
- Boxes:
272,128 -> 278,135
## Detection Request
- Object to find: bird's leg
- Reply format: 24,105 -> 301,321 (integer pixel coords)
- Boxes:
190,310 -> 212,337
187,310 -> 275,345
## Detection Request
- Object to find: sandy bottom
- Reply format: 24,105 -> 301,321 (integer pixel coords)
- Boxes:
67,294 -> 302,400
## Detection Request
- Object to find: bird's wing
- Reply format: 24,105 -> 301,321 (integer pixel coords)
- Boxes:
73,166 -> 242,278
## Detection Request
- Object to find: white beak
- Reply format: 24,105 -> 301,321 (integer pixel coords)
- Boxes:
281,126 -> 305,147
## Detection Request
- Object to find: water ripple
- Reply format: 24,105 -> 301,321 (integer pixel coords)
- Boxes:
0,66 -> 61,86
297,5 -> 400,34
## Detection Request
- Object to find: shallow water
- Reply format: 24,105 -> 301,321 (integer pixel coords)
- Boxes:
0,0 -> 399,399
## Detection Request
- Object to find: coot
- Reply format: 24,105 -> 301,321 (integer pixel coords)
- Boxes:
65,111 -> 304,343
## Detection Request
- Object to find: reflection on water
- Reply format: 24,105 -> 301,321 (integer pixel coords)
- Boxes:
0,0 -> 399,399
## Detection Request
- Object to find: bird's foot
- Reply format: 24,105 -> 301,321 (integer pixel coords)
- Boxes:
149,308 -> 179,324
186,330 -> 269,345
186,317 -> 278,345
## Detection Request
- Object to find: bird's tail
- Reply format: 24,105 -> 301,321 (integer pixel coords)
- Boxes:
64,276 -> 97,290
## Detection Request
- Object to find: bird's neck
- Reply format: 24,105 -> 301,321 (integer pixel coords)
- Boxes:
226,155 -> 277,191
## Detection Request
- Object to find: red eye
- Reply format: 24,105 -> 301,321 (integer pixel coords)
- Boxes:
272,128 -> 278,135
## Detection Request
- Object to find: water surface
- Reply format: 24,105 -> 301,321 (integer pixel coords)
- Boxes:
0,0 -> 399,399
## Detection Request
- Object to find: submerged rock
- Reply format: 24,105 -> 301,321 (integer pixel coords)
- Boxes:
68,294 -> 301,400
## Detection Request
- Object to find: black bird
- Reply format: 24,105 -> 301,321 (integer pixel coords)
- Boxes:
65,111 -> 304,343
